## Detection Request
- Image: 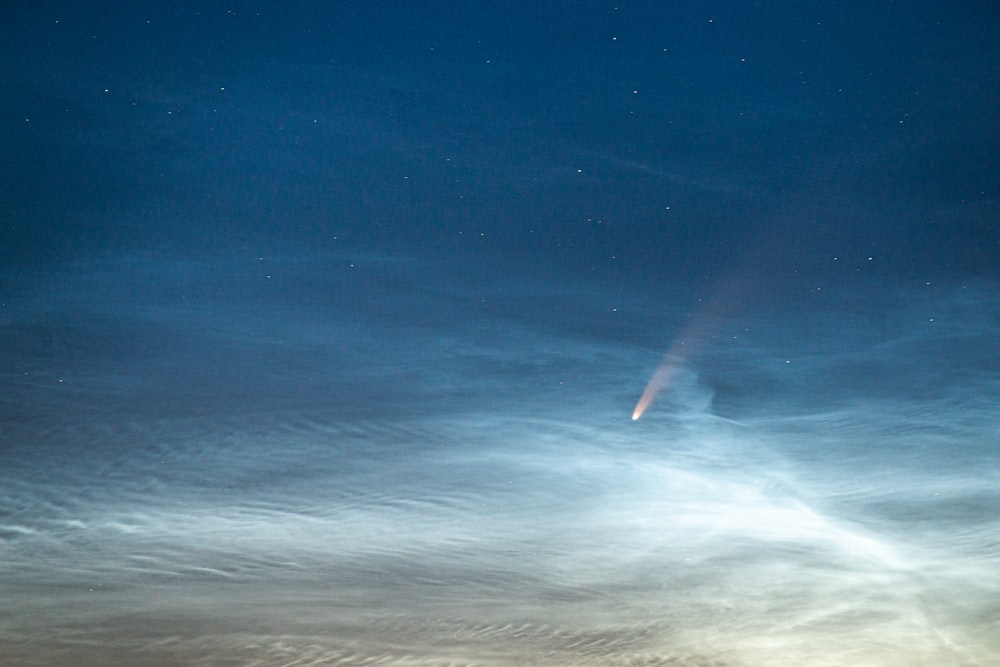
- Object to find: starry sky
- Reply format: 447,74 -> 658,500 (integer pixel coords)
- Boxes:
2,3 -> 999,666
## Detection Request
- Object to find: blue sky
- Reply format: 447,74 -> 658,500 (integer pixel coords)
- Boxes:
2,3 -> 998,665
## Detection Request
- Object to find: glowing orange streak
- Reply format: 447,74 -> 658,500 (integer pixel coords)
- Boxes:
631,214 -> 784,421
632,325 -> 705,420
631,354 -> 682,420
632,275 -> 736,420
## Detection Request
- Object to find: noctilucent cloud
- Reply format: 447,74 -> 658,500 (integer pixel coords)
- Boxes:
2,3 -> 998,666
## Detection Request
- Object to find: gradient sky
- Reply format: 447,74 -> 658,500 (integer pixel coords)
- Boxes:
2,3 -> 999,666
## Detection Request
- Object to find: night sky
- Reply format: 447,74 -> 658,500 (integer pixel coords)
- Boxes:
2,2 -> 999,666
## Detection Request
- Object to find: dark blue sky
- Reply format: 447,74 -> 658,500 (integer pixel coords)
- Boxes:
2,4 -> 999,666
3,1 -> 997,279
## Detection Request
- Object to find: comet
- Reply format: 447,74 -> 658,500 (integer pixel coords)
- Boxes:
631,354 -> 683,420
632,323 -> 707,420
631,276 -> 739,420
